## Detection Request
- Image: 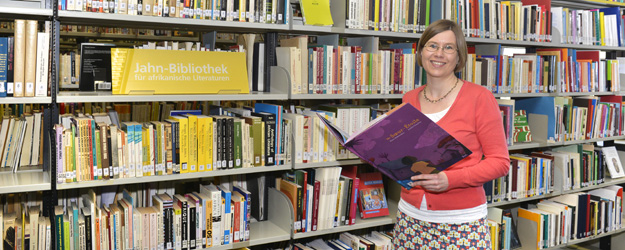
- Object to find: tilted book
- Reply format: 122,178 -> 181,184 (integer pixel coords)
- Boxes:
317,103 -> 472,189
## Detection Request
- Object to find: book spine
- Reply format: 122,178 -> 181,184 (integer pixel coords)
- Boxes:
13,20 -> 26,97
312,181 -> 320,231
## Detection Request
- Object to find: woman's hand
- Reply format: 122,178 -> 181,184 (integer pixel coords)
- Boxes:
410,172 -> 449,192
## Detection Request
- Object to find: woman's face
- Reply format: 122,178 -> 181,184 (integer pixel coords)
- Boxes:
421,30 -> 459,79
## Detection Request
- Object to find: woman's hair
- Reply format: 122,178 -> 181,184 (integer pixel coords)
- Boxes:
416,19 -> 467,73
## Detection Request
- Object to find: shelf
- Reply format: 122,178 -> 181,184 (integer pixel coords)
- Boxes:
293,159 -> 364,169
553,0 -> 625,7
561,178 -> 625,195
508,142 -> 550,150
292,215 -> 393,240
487,192 -> 559,208
0,97 -> 51,104
560,227 -> 625,249
556,91 -> 615,97
57,91 -> 289,103
290,25 -> 342,34
290,93 -> 403,100
246,220 -> 291,247
57,11 -> 290,32
0,7 -> 53,19
493,93 -> 552,98
60,31 -> 199,42
0,171 -> 51,194
57,165 -> 292,190
563,135 -> 625,145
343,29 -> 421,39
466,37 -> 552,47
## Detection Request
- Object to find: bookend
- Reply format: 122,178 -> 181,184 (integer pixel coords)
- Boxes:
517,216 -> 540,250
270,66 -> 290,95
317,34 -> 339,47
346,37 -> 380,54
527,113 -> 548,143
243,188 -> 292,247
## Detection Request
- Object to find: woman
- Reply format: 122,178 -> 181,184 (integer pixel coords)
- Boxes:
393,19 -> 510,249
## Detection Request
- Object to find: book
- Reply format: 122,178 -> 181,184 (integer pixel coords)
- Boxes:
299,0 -> 333,26
601,146 -> 625,178
357,172 -> 389,219
317,103 -> 471,189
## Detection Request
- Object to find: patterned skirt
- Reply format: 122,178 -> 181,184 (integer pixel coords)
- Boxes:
392,210 -> 492,250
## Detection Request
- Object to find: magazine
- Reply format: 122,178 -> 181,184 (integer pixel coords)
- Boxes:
317,103 -> 472,189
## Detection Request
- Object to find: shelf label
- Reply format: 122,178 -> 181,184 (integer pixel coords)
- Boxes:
111,49 -> 249,94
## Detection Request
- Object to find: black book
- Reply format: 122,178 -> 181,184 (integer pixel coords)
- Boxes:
247,173 -> 268,221
264,33 -> 277,92
7,35 -> 13,97
188,202 -> 196,250
251,42 -> 265,92
165,119 -> 180,173
81,207 -> 92,250
225,117 -> 234,169
276,0 -> 284,24
252,112 -> 275,166
79,43 -> 115,92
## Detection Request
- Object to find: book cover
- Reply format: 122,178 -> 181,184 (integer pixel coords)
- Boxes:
317,103 -> 471,189
357,172 -> 389,219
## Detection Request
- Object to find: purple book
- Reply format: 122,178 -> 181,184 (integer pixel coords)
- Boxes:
317,103 -> 472,189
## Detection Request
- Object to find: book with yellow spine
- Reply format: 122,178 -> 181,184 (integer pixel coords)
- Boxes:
164,121 -> 173,174
183,115 -> 198,173
196,115 -> 212,172
142,125 -> 150,175
170,116 -> 188,174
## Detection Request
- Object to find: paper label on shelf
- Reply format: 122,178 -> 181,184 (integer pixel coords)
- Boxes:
190,165 -> 196,171
113,167 -> 119,175
294,221 -> 301,230
199,165 -> 204,171
103,168 -> 109,176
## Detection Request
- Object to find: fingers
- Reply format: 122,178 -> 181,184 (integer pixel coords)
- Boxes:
410,173 -> 449,192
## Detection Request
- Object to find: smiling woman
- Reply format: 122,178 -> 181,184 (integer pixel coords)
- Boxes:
392,19 -> 510,250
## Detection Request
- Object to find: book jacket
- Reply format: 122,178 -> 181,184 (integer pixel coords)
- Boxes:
318,103 -> 472,189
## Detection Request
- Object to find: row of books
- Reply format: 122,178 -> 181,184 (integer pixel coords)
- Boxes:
293,231 -> 392,250
485,145 -> 625,205
470,46 -> 623,94
60,25 -> 196,37
501,96 -> 625,144
278,43 -> 419,95
54,102 -> 296,183
57,0 -> 289,24
1,203 -> 51,250
552,7 -> 624,47
0,113 -> 45,172
487,207 -> 522,250
517,185 -> 623,249
447,0 -> 553,42
54,182 -> 252,250
345,0 -> 442,33
0,20 -> 51,98
278,167 -> 389,233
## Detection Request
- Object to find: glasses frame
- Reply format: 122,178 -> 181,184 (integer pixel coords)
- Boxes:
423,42 -> 459,54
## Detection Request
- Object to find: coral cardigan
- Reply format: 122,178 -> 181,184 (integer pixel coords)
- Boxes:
401,81 -> 510,210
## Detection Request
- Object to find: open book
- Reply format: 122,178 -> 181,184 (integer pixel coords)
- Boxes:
317,103 -> 472,189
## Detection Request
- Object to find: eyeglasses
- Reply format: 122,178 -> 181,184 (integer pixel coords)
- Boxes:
423,43 -> 458,54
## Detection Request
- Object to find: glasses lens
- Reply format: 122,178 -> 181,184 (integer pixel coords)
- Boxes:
425,43 -> 438,52
443,45 -> 458,54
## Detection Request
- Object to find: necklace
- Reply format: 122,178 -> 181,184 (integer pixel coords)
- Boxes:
423,78 -> 459,103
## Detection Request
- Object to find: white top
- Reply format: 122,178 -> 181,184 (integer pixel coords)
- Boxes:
397,106 -> 487,224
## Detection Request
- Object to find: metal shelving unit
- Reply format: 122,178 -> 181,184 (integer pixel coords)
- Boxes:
56,91 -> 289,103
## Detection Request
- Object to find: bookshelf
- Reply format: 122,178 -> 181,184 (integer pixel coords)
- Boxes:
5,0 -> 625,249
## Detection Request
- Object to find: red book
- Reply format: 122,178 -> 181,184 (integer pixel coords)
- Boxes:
341,166 -> 360,225
357,172 -> 389,219
232,199 -> 240,243
311,180 -> 320,231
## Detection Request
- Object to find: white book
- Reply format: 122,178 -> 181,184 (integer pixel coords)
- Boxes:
35,32 -> 49,97
19,114 -> 34,167
30,112 -> 42,166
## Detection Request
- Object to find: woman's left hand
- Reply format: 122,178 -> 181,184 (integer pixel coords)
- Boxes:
410,172 -> 449,192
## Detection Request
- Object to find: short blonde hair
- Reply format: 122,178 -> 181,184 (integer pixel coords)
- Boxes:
417,19 -> 467,73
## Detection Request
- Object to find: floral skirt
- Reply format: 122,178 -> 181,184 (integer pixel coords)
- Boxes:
392,210 -> 492,250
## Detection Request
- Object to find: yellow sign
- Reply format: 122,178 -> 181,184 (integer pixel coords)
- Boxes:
111,49 -> 249,95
